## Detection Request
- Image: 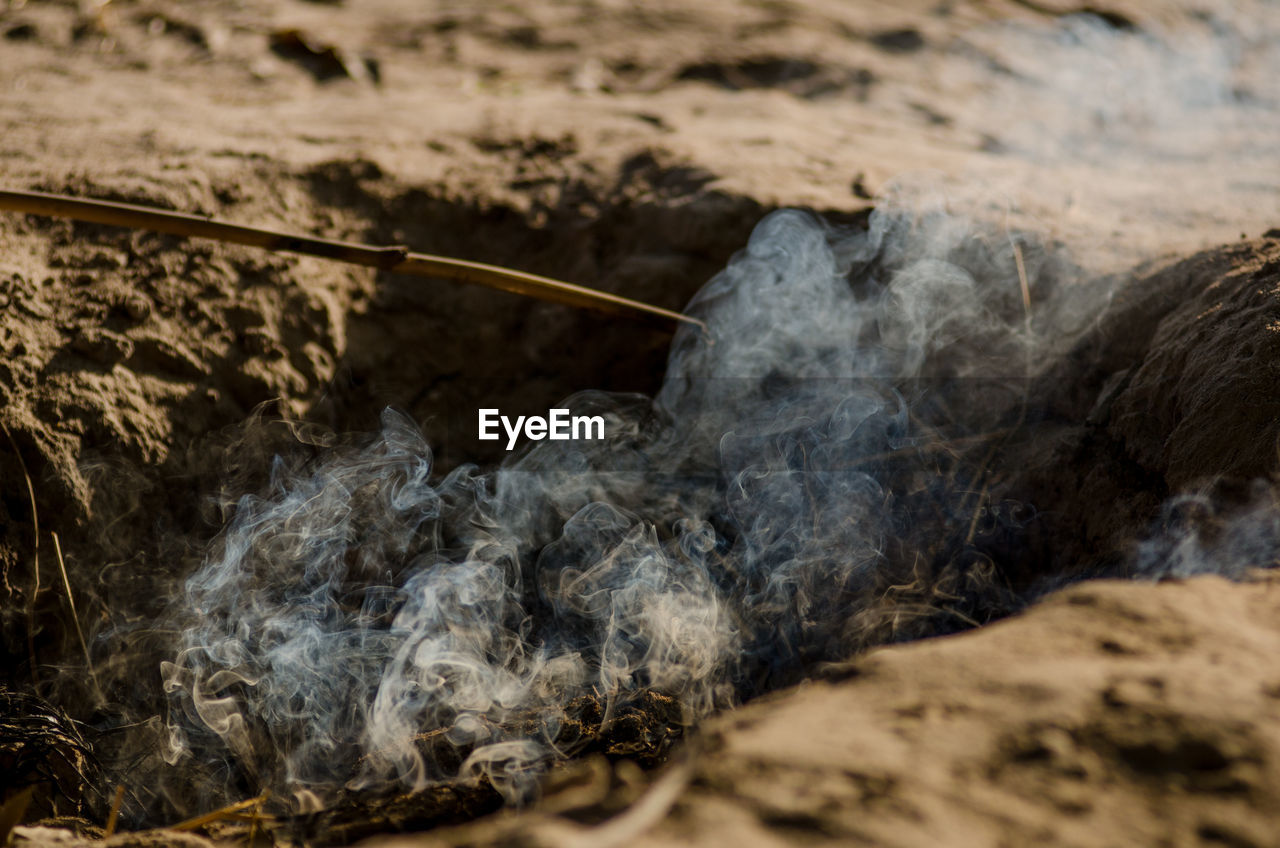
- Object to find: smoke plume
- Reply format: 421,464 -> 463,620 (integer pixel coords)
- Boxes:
151,1 -> 1280,817
158,197 -> 1074,809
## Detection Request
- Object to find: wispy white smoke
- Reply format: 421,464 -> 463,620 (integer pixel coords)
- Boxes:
163,198 -> 1067,807
1135,483 -> 1280,580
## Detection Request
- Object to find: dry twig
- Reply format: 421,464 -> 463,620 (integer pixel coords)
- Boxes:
104,784 -> 126,837
1013,242 -> 1032,330
171,792 -> 271,832
0,189 -> 705,333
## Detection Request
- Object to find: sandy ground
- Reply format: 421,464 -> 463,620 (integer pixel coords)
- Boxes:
2,0 -> 1280,845
390,572 -> 1280,848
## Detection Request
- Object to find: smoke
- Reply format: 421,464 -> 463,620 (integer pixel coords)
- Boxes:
1134,482 -> 1280,580
157,196 -> 1074,810
149,1 -> 1280,819
928,3 -> 1280,263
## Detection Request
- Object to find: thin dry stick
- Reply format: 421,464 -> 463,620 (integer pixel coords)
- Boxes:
1,421 -> 41,689
246,797 -> 263,846
1012,242 -> 1032,331
50,530 -> 100,696
0,189 -> 705,334
171,792 -> 270,832
964,482 -> 991,545
104,785 -> 126,837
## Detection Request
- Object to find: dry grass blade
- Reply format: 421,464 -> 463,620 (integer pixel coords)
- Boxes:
0,188 -> 705,333
50,532 -> 99,698
104,784 -> 126,837
965,483 -> 991,545
1013,241 -> 1032,329
1,421 -> 40,689
171,792 -> 270,832
959,247 -> 1035,541
0,689 -> 98,799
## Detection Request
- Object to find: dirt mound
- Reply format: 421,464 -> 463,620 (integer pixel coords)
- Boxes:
1109,242 -> 1280,489
1003,237 -> 1280,583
